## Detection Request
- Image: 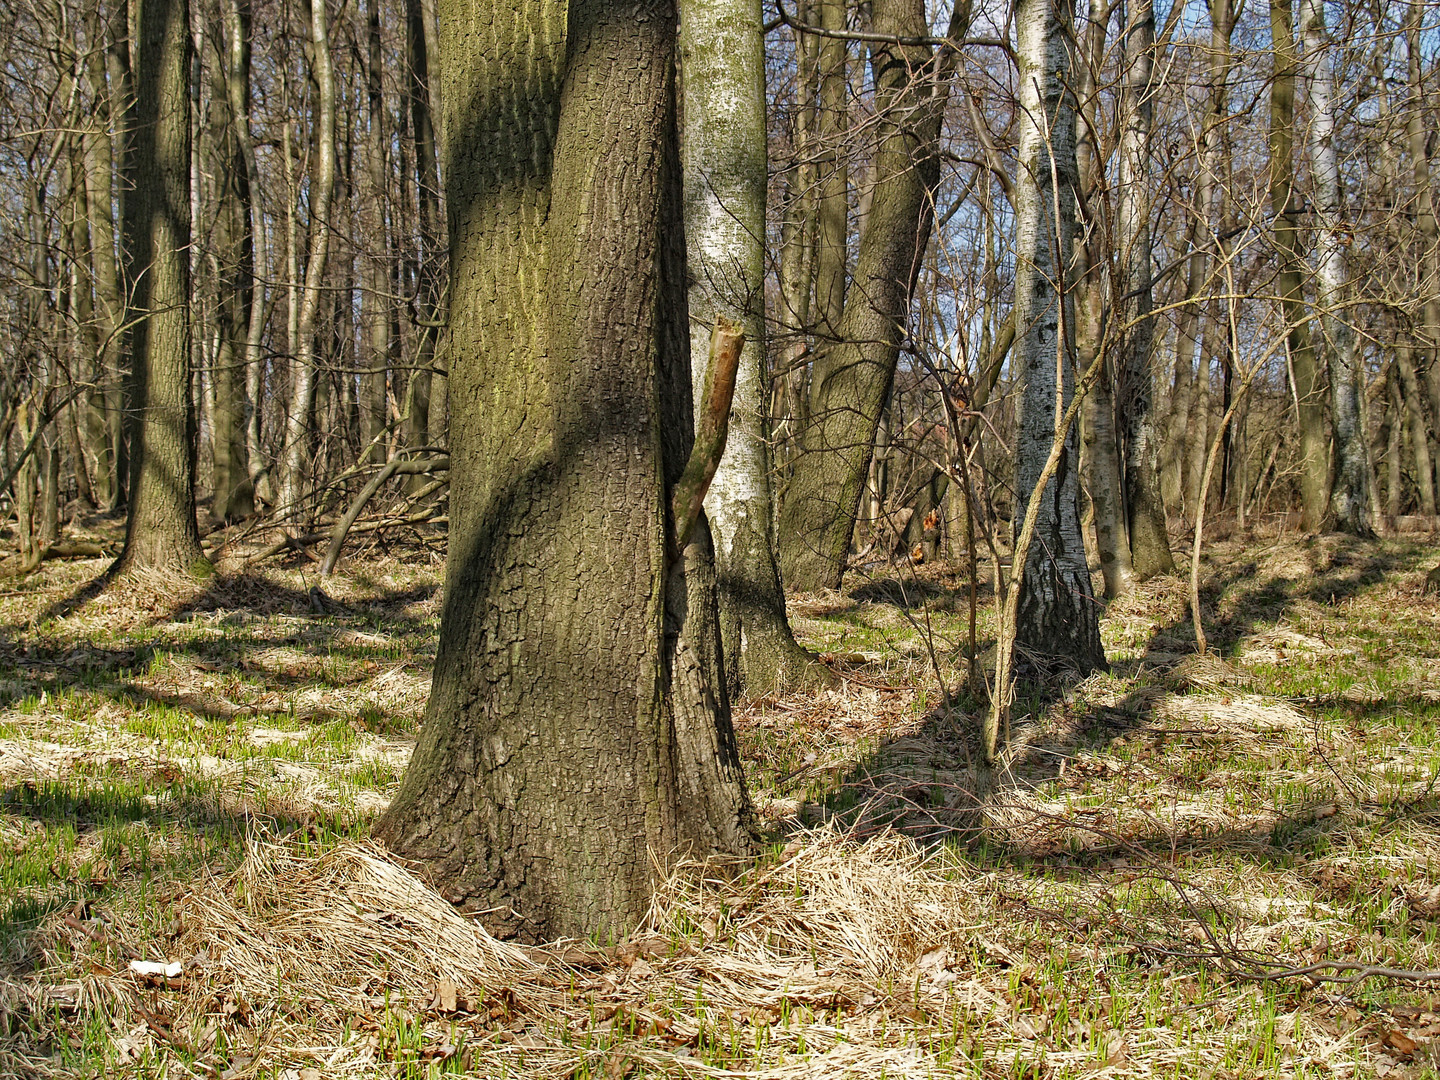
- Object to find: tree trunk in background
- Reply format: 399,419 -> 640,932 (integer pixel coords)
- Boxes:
209,56 -> 253,523
1166,0 -> 1232,523
278,0 -> 336,524
359,0 -> 391,458
1405,8 -> 1440,473
813,0 -> 847,348
376,0 -> 754,943
84,28 -> 124,512
777,0 -> 959,593
1117,0 -> 1173,577
678,0 -> 825,693
1269,0 -> 1328,532
1010,0 -> 1105,674
223,0 -> 269,507
404,0 -> 443,458
115,0 -> 206,575
1302,0 -> 1367,534
1072,0 -> 1132,598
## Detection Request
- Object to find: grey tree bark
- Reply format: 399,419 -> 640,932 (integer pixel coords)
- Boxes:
1010,0 -> 1105,673
678,0 -> 827,693
1301,0 -> 1369,534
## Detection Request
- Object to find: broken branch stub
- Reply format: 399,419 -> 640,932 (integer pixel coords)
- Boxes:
670,318 -> 744,553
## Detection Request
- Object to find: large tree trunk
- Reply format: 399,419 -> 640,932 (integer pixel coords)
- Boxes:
1302,0 -> 1367,534
777,0 -> 956,593
1269,0 -> 1328,532
1010,0 -> 1104,674
1117,0 -> 1173,577
115,0 -> 206,575
678,0 -> 824,693
376,0 -> 754,943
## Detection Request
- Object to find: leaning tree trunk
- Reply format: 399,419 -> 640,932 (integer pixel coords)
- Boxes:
376,0 -> 754,943
1302,0 -> 1368,534
114,0 -> 206,576
1009,0 -> 1105,674
777,0 -> 960,593
1117,0 -> 1174,578
678,0 -> 825,693
1269,0 -> 1328,532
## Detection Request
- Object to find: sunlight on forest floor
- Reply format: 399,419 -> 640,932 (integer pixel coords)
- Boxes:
0,533 -> 1438,1078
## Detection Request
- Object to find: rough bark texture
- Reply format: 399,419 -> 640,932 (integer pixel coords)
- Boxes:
1116,0 -> 1173,578
1302,0 -> 1368,535
375,0 -> 754,943
777,0 -> 948,593
1010,0 -> 1105,675
115,0 -> 206,576
678,0 -> 823,694
1269,0 -> 1328,532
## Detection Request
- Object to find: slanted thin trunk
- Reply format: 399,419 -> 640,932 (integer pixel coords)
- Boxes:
777,0 -> 964,592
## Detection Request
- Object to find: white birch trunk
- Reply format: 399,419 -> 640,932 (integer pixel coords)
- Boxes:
1302,0 -> 1369,534
678,0 -> 822,692
1011,0 -> 1105,673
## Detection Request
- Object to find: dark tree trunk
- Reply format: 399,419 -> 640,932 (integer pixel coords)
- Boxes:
376,0 -> 754,943
777,0 -> 955,593
115,0 -> 206,575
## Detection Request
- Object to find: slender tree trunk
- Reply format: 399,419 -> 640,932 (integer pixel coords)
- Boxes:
1270,0 -> 1328,531
1072,0 -> 1131,597
278,0 -> 336,524
403,0 -> 442,459
376,0 -> 754,942
359,0 -> 391,459
83,43 -> 122,512
115,0 -> 206,575
1009,0 -> 1104,674
678,0 -> 825,693
1405,8 -> 1440,466
1117,0 -> 1173,576
1301,0 -> 1367,534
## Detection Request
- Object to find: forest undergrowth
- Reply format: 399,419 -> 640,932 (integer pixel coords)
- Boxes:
0,530 -> 1438,1079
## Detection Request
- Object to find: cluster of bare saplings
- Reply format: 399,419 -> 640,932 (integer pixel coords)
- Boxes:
1,0 -> 1438,937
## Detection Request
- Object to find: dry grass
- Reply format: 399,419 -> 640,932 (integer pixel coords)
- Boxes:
1,536 -> 1439,1078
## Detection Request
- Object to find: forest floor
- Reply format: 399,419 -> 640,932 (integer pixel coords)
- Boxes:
0,529 -> 1438,1079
